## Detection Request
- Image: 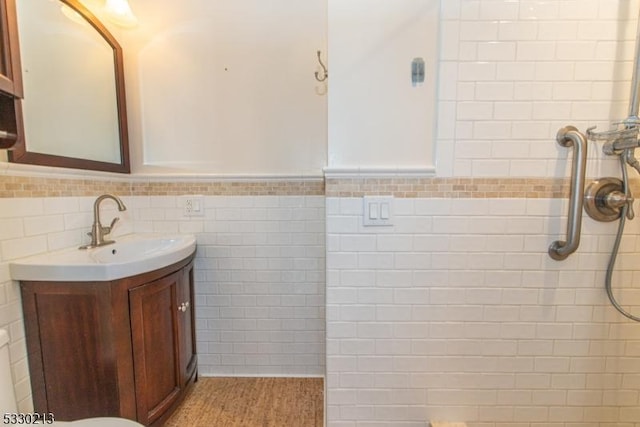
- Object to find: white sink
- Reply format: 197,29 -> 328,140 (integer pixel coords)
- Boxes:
9,233 -> 197,282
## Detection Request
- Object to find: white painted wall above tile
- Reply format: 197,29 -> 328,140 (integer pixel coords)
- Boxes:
119,0 -> 327,176
327,0 -> 440,171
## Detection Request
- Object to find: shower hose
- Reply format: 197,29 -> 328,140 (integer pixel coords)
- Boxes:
606,155 -> 640,322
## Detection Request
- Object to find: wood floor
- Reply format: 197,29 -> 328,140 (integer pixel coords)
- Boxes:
164,377 -> 324,427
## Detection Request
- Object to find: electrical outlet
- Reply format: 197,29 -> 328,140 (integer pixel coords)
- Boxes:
183,196 -> 204,217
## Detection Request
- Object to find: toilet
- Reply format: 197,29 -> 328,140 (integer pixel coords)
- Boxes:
0,329 -> 142,426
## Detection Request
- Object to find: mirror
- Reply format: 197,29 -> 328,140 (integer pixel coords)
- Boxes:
8,0 -> 130,173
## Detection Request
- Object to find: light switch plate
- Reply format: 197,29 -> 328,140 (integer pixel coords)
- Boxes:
363,196 -> 394,226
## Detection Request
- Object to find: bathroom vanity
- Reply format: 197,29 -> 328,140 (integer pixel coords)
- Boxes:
19,253 -> 197,426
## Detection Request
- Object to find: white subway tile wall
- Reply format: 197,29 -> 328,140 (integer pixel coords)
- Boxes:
2,2 -> 640,426
325,0 -> 640,425
131,195 -> 326,376
0,194 -> 325,411
437,0 -> 639,179
326,197 -> 640,426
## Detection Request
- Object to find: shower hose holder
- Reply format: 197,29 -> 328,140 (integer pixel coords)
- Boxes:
587,123 -> 640,155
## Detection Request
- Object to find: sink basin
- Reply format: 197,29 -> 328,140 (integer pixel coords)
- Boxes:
9,233 -> 196,282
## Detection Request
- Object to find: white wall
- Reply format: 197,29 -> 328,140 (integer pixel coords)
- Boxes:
0,185 -> 327,412
326,197 -> 640,425
436,0 -> 635,179
324,0 -> 640,426
10,0 -> 635,177
3,0 -> 640,425
324,0 -> 637,177
130,194 -> 326,376
327,0 -> 439,171
118,0 -> 328,176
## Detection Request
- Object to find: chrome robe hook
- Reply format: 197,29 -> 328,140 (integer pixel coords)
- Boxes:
314,50 -> 328,82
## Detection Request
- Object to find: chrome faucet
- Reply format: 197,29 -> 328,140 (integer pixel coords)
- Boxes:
79,194 -> 127,249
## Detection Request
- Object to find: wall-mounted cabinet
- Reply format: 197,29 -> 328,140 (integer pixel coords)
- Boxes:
0,0 -> 22,149
20,254 -> 197,426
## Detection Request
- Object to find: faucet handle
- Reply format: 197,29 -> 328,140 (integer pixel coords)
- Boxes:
110,217 -> 120,229
626,197 -> 635,220
102,217 -> 120,235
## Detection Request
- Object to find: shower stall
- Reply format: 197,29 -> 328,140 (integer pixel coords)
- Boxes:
550,7 -> 640,323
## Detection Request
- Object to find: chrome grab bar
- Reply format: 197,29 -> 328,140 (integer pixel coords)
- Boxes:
549,126 -> 588,260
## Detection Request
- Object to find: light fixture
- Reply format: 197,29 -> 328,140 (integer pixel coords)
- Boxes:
104,0 -> 138,28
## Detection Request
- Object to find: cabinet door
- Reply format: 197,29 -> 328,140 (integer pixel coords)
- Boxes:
21,284 -> 119,420
129,272 -> 181,425
178,262 -> 197,386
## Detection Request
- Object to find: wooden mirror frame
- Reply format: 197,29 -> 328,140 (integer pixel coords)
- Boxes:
8,0 -> 130,173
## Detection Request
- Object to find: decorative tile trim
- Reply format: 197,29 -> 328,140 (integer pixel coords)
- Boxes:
326,177 -> 640,199
0,175 -> 131,198
0,175 -> 325,198
130,180 -> 325,196
1,174 -> 637,199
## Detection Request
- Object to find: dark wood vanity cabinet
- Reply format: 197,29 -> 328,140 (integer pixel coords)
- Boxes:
20,254 -> 197,426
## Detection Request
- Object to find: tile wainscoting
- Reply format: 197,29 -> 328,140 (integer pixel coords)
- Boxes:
0,174 -> 326,412
1,173 -> 639,427
138,194 -> 327,376
325,178 -> 640,426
